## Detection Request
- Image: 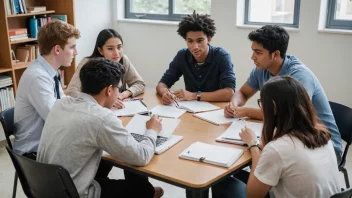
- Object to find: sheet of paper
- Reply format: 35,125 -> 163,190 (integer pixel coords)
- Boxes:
175,101 -> 220,113
150,105 -> 186,119
221,120 -> 263,140
113,100 -> 148,117
125,114 -> 180,138
194,109 -> 239,125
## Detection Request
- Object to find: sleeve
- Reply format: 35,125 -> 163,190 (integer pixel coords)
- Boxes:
218,54 -> 236,90
246,68 -> 260,91
159,51 -> 183,88
123,55 -> 146,97
27,76 -> 57,121
96,114 -> 157,166
289,69 -> 314,99
66,58 -> 89,98
254,144 -> 283,186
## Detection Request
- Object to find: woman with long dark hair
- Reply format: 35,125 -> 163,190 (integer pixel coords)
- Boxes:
213,76 -> 340,198
67,29 -> 145,108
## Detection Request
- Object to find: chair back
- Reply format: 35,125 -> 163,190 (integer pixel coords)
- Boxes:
6,146 -> 79,198
329,101 -> 352,168
330,187 -> 352,198
0,107 -> 15,148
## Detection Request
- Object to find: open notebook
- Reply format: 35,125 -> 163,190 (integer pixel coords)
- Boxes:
216,120 -> 263,145
149,105 -> 186,119
125,114 -> 183,154
179,142 -> 244,168
113,100 -> 148,117
194,109 -> 239,125
172,101 -> 220,113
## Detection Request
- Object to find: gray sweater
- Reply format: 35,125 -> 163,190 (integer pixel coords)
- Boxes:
37,93 -> 157,198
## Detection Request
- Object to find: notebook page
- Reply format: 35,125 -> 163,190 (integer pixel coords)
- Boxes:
222,120 -> 263,140
125,114 -> 180,138
177,101 -> 220,113
113,100 -> 148,117
194,109 -> 239,125
150,105 -> 186,119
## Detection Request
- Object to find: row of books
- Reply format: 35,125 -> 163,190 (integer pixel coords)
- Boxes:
4,0 -> 47,15
0,87 -> 15,112
13,44 -> 39,63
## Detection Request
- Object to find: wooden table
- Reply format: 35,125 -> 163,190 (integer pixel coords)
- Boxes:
102,89 -> 252,198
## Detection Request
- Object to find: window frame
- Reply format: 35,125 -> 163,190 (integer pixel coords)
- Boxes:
244,0 -> 301,28
326,0 -> 352,30
125,0 -> 210,21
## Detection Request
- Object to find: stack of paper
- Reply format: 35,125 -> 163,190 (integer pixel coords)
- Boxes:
216,120 -> 263,145
150,105 -> 186,119
173,101 -> 220,113
113,100 -> 148,117
193,109 -> 239,125
179,142 -> 244,168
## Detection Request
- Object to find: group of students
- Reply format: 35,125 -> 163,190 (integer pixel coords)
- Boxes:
11,11 -> 342,198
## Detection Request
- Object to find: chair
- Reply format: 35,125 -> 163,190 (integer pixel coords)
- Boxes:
0,107 -> 17,198
329,101 -> 352,188
6,146 -> 79,198
331,187 -> 352,198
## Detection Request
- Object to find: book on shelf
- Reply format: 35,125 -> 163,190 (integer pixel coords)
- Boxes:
15,48 -> 29,62
0,75 -> 13,88
6,0 -> 27,15
10,50 -> 19,63
51,15 -> 68,22
27,6 -> 46,13
179,141 -> 244,168
8,28 -> 28,37
10,35 -> 29,41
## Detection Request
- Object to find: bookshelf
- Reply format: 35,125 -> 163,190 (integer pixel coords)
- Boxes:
0,0 -> 76,96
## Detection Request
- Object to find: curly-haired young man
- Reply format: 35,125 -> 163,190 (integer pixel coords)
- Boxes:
156,11 -> 236,104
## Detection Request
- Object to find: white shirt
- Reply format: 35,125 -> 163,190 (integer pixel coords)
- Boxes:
13,55 -> 64,154
255,135 -> 340,198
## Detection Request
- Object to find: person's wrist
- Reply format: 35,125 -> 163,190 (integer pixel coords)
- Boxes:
192,92 -> 197,100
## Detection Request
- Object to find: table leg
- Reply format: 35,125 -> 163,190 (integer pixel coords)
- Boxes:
186,188 -> 209,198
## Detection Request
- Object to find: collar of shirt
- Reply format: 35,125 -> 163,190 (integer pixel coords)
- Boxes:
277,55 -> 292,76
187,45 -> 214,66
78,92 -> 99,104
37,55 -> 58,78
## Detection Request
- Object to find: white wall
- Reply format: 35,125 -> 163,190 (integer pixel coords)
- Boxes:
115,0 -> 352,108
74,0 -> 115,64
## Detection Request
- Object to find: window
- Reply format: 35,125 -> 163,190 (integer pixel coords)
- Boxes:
326,0 -> 352,29
125,0 -> 211,21
244,0 -> 301,28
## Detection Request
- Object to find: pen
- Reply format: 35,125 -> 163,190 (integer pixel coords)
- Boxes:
123,98 -> 143,102
166,88 -> 179,108
140,100 -> 147,108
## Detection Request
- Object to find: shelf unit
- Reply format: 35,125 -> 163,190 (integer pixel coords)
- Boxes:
0,0 -> 76,95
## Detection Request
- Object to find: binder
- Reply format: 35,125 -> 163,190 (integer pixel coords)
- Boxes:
179,141 -> 244,168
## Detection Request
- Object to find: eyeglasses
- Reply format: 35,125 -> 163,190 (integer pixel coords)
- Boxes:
257,99 -> 261,108
114,85 -> 124,93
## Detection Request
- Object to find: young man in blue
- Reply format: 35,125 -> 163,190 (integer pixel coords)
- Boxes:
156,11 -> 236,104
224,25 -> 343,164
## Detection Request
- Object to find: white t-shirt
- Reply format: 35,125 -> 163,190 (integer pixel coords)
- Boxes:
254,135 -> 340,198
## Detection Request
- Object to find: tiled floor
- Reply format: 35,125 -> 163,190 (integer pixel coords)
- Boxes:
0,142 -> 350,198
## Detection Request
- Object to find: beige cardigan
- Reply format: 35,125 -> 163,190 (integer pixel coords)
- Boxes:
66,55 -> 145,98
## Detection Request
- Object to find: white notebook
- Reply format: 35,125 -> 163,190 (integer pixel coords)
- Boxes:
125,114 -> 180,138
150,105 -> 186,119
173,101 -> 220,113
179,142 -> 244,168
193,109 -> 239,125
113,100 -> 148,117
216,120 -> 263,145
